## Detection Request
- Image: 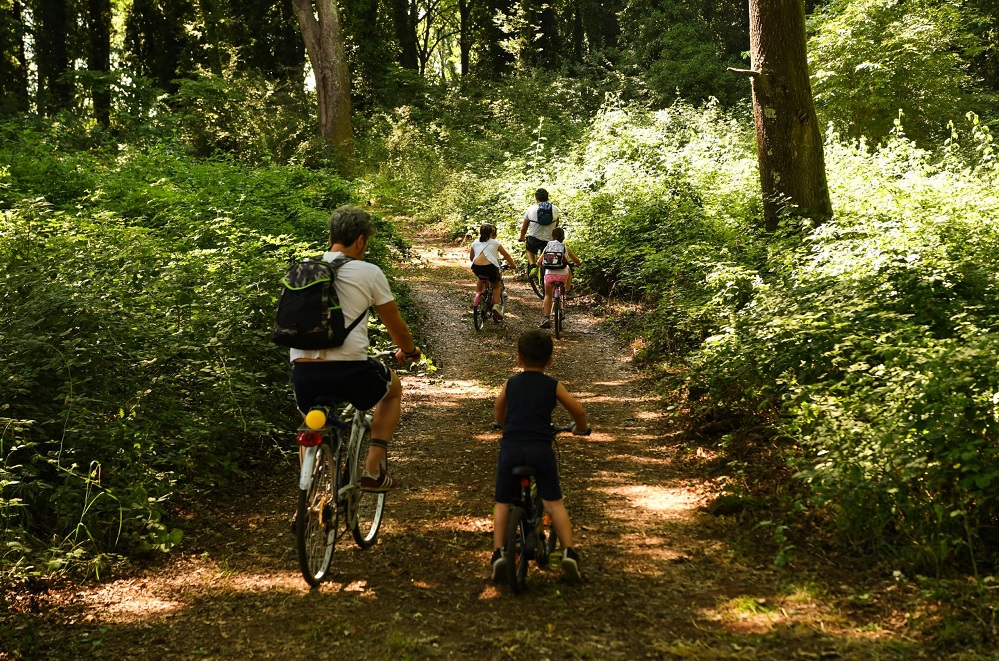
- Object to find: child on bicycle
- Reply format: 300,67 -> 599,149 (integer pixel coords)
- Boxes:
537,227 -> 580,329
491,330 -> 591,581
470,223 -> 517,321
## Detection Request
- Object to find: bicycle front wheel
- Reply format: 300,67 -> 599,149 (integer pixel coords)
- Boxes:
349,419 -> 386,548
297,442 -> 337,587
472,303 -> 485,331
505,506 -> 529,594
528,264 -> 544,299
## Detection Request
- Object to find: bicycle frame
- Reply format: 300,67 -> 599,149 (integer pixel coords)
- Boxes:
551,281 -> 566,339
295,399 -> 385,587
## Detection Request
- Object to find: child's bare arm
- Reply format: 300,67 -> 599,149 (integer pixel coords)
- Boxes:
555,382 -> 590,433
494,383 -> 509,426
499,245 -> 517,269
469,246 -> 475,261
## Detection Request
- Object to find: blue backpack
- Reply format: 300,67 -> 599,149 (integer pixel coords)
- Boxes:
535,201 -> 555,226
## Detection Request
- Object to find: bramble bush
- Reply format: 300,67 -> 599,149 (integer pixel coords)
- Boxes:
372,88 -> 999,569
0,121 -> 408,578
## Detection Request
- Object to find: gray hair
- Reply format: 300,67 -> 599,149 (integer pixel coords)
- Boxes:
328,205 -> 377,246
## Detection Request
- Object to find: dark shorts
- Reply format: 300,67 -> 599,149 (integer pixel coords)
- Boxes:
525,235 -> 548,255
471,263 -> 500,283
494,441 -> 563,503
291,358 -> 392,413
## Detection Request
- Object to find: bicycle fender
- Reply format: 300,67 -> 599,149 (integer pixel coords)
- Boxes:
299,445 -> 319,491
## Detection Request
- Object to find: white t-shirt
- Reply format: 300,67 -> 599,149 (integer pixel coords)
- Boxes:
524,202 -> 562,242
470,238 -> 503,267
289,251 -> 395,362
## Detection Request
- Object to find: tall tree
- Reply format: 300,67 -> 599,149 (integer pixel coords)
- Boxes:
0,1 -> 29,115
389,0 -> 419,69
85,0 -> 112,126
731,0 -> 831,231
520,0 -> 557,69
292,0 -> 354,157
125,0 -> 195,94
471,0 -> 514,78
34,0 -> 72,115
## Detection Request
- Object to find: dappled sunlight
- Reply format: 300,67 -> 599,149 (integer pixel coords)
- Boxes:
599,484 -> 703,518
478,583 -> 503,600
89,593 -> 184,622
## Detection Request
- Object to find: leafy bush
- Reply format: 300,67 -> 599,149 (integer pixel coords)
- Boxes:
684,128 -> 999,564
0,121 -> 397,578
808,0 -> 995,144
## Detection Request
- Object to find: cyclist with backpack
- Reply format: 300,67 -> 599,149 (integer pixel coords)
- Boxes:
284,206 -> 421,492
469,223 -> 517,321
518,188 -> 561,267
537,227 -> 580,329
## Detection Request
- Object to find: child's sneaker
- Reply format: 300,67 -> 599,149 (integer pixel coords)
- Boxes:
492,310 -> 503,322
490,548 -> 507,581
539,316 -> 551,329
561,547 -> 582,581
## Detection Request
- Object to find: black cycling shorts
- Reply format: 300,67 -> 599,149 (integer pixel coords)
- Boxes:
291,358 -> 392,413
494,441 -> 563,503
525,235 -> 548,255
471,263 -> 501,283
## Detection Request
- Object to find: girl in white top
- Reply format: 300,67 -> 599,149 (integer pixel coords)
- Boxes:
469,223 -> 517,319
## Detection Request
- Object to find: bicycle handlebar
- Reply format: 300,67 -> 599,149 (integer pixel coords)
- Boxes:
491,422 -> 591,435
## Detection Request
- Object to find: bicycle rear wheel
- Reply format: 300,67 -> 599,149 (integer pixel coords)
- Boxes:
348,418 -> 386,548
533,489 -> 553,568
297,441 -> 337,587
505,506 -> 529,594
553,295 -> 563,339
527,264 -> 544,299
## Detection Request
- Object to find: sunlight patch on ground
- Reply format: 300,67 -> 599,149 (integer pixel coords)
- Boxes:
93,593 -> 184,622
478,583 -> 503,600
444,515 -> 493,533
600,484 -> 702,518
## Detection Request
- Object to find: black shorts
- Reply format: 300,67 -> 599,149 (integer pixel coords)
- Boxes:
471,263 -> 500,283
494,441 -> 563,503
291,358 -> 392,413
525,235 -> 548,255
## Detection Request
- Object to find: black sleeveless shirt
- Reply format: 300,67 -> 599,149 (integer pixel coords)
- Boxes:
502,371 -> 558,444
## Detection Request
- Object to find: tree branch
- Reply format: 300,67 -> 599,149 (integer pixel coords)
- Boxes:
727,67 -> 761,78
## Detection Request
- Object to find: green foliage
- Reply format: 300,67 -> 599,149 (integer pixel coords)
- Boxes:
808,0 -> 996,144
370,81 -> 999,575
616,0 -> 750,107
0,120 -> 387,578
684,125 -> 999,565
171,72 -> 326,165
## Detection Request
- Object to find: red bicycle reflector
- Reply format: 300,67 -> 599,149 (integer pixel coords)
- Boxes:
297,431 -> 323,447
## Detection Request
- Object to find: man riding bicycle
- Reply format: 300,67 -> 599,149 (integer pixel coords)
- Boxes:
518,187 -> 561,267
289,206 -> 420,492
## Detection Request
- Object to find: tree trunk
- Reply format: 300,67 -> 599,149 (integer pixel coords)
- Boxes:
0,1 -> 29,115
86,0 -> 112,127
389,0 -> 418,70
737,0 -> 832,231
34,0 -> 72,115
292,0 -> 354,158
458,0 -> 470,77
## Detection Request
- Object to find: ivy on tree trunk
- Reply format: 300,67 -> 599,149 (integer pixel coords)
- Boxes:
732,0 -> 832,231
292,0 -> 354,158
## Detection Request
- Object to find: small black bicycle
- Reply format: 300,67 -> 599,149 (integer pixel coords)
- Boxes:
496,423 -> 590,594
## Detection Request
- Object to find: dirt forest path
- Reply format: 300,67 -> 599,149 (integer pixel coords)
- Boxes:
11,225 -> 923,660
